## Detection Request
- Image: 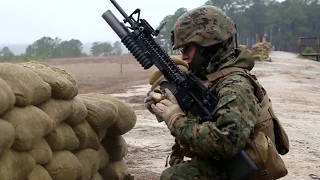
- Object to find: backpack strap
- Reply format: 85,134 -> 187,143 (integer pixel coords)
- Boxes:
205,67 -> 247,82
206,67 -> 265,103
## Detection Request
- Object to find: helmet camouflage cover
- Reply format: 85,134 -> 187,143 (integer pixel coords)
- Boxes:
172,5 -> 236,50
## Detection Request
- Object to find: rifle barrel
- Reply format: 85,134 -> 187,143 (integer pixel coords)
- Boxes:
102,10 -> 128,39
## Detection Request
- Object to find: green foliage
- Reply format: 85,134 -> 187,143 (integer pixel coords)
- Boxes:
113,41 -> 122,55
24,37 -> 84,60
303,47 -> 315,53
1,38 -> 123,62
90,41 -> 123,56
156,0 -> 320,54
90,42 -> 113,56
0,47 -> 15,61
155,8 -> 187,53
2,0 -> 320,61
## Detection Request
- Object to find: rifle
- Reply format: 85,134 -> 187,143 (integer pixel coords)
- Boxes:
234,24 -> 238,48
101,1 -> 257,179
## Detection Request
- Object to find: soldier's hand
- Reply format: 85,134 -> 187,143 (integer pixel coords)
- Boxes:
151,88 -> 185,127
144,89 -> 163,114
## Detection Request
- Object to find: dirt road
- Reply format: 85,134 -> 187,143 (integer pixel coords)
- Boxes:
112,51 -> 320,180
54,51 -> 320,180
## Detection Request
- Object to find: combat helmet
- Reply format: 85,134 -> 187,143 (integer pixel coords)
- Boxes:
172,5 -> 236,50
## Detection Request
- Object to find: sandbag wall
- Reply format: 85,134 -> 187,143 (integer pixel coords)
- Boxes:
0,61 -> 136,180
251,42 -> 273,61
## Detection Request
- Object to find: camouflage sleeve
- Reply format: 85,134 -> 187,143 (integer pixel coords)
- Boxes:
168,139 -> 185,166
169,73 -> 261,160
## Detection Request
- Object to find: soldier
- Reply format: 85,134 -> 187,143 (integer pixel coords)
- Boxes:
145,5 -> 289,180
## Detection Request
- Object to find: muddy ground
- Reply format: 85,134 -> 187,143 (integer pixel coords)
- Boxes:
53,51 -> 320,180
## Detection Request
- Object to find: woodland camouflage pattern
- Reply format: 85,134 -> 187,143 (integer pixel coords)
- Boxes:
160,48 -> 262,179
172,5 -> 236,50
159,5 -> 262,179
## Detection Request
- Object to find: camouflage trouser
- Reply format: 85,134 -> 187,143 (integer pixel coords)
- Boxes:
160,158 -> 227,180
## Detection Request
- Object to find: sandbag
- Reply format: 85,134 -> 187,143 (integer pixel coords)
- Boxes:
0,119 -> 15,156
100,159 -> 132,180
65,96 -> 87,126
49,64 -> 78,89
43,150 -> 82,180
104,95 -> 137,136
28,137 -> 52,165
38,98 -> 74,125
21,61 -> 78,100
82,93 -> 136,136
0,149 -> 36,180
26,165 -> 52,180
98,143 -> 110,170
1,106 -> 54,151
101,136 -> 128,161
92,173 -> 104,180
45,122 -> 80,151
252,42 -> 272,62
78,95 -> 118,139
72,120 -> 100,151
74,148 -> 99,180
0,63 -> 51,106
0,78 -> 15,115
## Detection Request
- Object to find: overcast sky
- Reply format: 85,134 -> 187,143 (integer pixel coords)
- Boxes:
0,0 -> 205,45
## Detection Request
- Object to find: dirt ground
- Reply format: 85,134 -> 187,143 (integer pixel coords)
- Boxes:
53,51 -> 320,180
47,54 -> 157,94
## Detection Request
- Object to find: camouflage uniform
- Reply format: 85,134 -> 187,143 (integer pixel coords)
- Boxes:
161,49 -> 261,180
158,6 -> 262,180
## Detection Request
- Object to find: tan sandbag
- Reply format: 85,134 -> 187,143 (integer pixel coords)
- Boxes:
0,78 -> 15,115
43,150 -> 82,180
82,93 -> 136,136
251,42 -> 272,62
252,54 -> 263,61
262,54 -> 272,62
45,122 -> 80,151
50,64 -> 78,88
104,95 -> 136,136
74,148 -> 99,180
0,119 -> 15,156
78,95 -> 118,139
21,61 -> 78,100
65,96 -> 87,126
98,143 -> 110,170
26,165 -> 52,180
1,106 -> 54,151
27,138 -> 52,165
96,128 -> 108,142
38,98 -> 74,125
101,136 -> 128,161
0,63 -> 51,106
0,149 -> 36,180
92,173 -> 104,180
100,159 -> 133,180
72,120 -> 100,151
238,44 -> 248,49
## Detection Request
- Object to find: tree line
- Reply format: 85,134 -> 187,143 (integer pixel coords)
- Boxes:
155,0 -> 320,53
0,37 -> 123,62
1,0 -> 319,61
